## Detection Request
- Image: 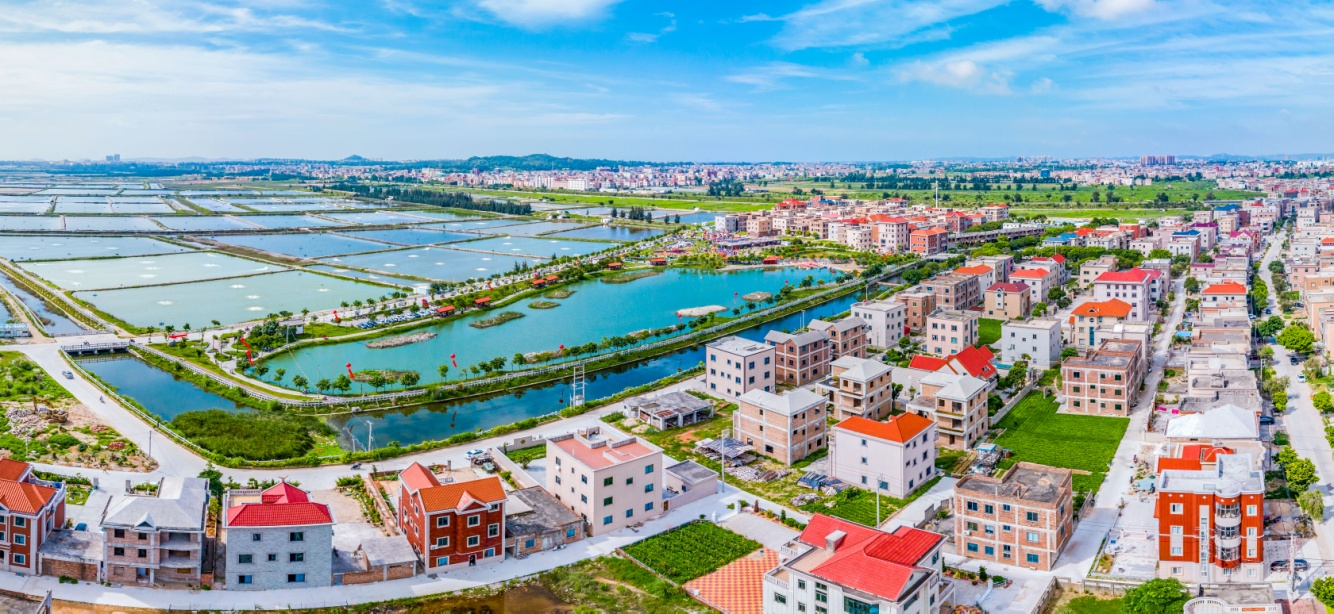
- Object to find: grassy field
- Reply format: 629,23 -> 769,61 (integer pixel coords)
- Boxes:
992,391 -> 1128,494
1056,595 -> 1125,613
621,522 -> 760,584
979,318 -> 1003,346
762,178 -> 1261,206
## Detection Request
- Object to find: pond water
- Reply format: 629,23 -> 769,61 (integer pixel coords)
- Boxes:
21,251 -> 284,290
0,216 -> 63,230
338,228 -> 477,246
54,202 -> 112,214
235,215 -> 345,229
497,222 -> 593,236
306,265 -> 432,290
153,216 -> 255,231
189,198 -> 247,212
549,225 -> 664,242
75,270 -> 393,328
426,219 -> 532,232
0,200 -> 52,215
321,247 -> 544,282
454,236 -> 618,258
111,202 -> 175,214
207,233 -> 393,258
0,274 -> 88,335
63,217 -> 163,232
0,236 -> 188,261
323,211 -> 433,225
77,355 -> 248,420
267,267 -> 837,389
389,209 -> 480,222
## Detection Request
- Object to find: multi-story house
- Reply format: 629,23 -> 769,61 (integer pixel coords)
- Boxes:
1062,339 -> 1145,417
735,388 -> 827,466
954,463 -> 1074,571
100,477 -> 209,586
398,464 -> 507,571
898,291 -> 937,332
1201,281 -> 1248,309
0,459 -> 64,576
924,309 -> 979,358
909,371 -> 988,450
973,254 -> 1015,283
762,514 -> 949,614
1093,268 -> 1155,322
1156,454 -> 1264,583
546,427 -> 662,536
808,316 -> 869,361
874,217 -> 911,253
1008,268 -> 1054,309
983,281 -> 1030,320
1000,318 -> 1063,369
1079,254 -> 1118,288
746,216 -> 774,237
221,482 -> 334,590
817,356 -> 894,420
764,330 -> 830,385
954,265 -> 995,293
704,336 -> 775,401
1028,254 -> 1069,285
850,300 -> 905,349
909,227 -> 949,255
921,274 -> 981,311
830,414 -> 936,498
907,345 -> 999,390
1070,298 -> 1133,349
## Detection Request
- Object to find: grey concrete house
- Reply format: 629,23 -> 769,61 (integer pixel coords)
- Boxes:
220,482 -> 334,590
100,477 -> 210,586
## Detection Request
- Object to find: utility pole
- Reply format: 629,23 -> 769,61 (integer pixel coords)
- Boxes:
719,428 -> 730,495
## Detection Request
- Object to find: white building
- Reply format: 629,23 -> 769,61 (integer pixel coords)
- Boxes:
830,414 -> 936,499
704,336 -> 775,401
850,299 -> 906,349
1000,319 -> 1064,369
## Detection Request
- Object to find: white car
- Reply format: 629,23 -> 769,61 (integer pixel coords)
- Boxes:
465,449 -> 486,460
1298,374 -> 1307,383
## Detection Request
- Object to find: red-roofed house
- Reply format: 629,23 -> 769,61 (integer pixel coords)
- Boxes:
831,414 -> 937,498
0,460 -> 62,577
1009,268 -> 1055,309
909,227 -> 949,256
546,427 -> 663,536
954,264 -> 996,293
1029,254 -> 1069,285
907,346 -> 999,389
763,514 -> 949,613
1202,281 -> 1248,308
984,281 -> 1031,319
221,482 -> 335,589
1069,298 -> 1133,349
398,463 -> 508,571
1155,445 -> 1235,474
1093,268 -> 1154,322
873,217 -> 911,253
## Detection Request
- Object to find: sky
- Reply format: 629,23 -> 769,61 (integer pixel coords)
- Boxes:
2,0 -> 1334,161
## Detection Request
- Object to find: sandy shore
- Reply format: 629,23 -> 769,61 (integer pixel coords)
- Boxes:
677,305 -> 726,317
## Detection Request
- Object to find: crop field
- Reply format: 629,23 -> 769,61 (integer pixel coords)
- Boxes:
621,521 -> 760,584
992,391 -> 1128,494
979,318 -> 1002,346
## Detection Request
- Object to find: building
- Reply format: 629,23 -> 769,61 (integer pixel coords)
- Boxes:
546,427 -> 662,536
0,459 -> 65,576
850,300 -> 906,349
1008,268 -> 1054,309
1093,268 -> 1156,322
764,330 -> 831,385
808,316 -> 869,361
1202,281 -> 1248,309
504,487 -> 585,557
100,477 -> 209,586
735,388 -> 828,465
663,460 -> 719,511
762,514 -> 950,614
954,463 -> 1074,571
817,356 -> 895,420
1079,254 -> 1118,288
898,291 -> 937,332
1062,339 -> 1145,417
955,265 -> 995,292
907,345 -> 999,390
910,227 -> 949,255
922,273 -> 981,311
705,336 -> 775,400
983,281 -> 1031,320
1156,454 -> 1264,583
1070,299 -> 1133,350
221,482 -> 334,590
398,465 -> 507,571
909,372 -> 989,450
1000,319 -> 1063,369
623,391 -> 713,430
831,415 -> 936,499
925,309 -> 979,358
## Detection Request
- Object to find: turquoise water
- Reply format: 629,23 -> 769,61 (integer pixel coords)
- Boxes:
306,265 -> 432,289
21,251 -> 283,290
497,222 -> 592,236
206,233 -> 392,258
77,355 -> 247,420
64,217 -> 163,231
339,228 -> 476,246
266,267 -> 835,388
75,270 -> 393,328
236,215 -> 345,229
153,216 -> 255,231
426,219 -> 531,232
0,236 -> 188,261
0,274 -> 87,335
550,226 -> 664,241
321,247 -> 544,281
324,211 -> 434,225
454,236 -> 617,258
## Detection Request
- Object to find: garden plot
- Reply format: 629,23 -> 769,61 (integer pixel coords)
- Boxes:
338,228 -> 476,246
63,217 -> 163,232
152,216 -> 255,231
22,251 -> 284,290
550,225 -> 663,241
992,391 -> 1128,494
0,216 -> 63,231
323,246 -> 545,281
75,270 -> 390,327
455,235 -> 617,258
0,236 -> 189,261
235,215 -> 345,229
621,522 -> 761,584
206,233 -> 391,259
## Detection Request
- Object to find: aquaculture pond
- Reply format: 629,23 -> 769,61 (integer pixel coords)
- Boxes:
0,200 -> 53,214
550,225 -> 664,241
427,219 -> 533,232
454,235 -> 618,258
495,221 -> 592,236
338,228 -> 476,246
265,267 -> 838,389
0,274 -> 88,335
320,247 -> 544,282
235,215 -> 345,229
0,236 -> 188,261
22,251 -> 283,290
152,216 -> 256,231
63,217 -> 163,232
306,265 -> 431,290
206,233 -> 392,259
189,198 -> 247,212
77,355 -> 248,420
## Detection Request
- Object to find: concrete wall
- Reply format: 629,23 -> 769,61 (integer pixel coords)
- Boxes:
222,524 -> 334,590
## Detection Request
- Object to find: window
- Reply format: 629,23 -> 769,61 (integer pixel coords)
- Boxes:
237,575 -> 253,585
288,574 -> 306,583
290,531 -> 304,542
555,476 -> 562,485
467,535 -> 481,548
1171,546 -> 1183,556
645,464 -> 654,474
1026,532 -> 1039,543
268,554 -> 277,562
238,554 -> 253,564
625,477 -> 634,486
1002,504 -> 1011,512
581,475 -> 588,484
1026,554 -> 1039,564
251,533 -> 262,542
967,543 -> 979,553
860,457 -> 867,465
1025,511 -> 1039,522
13,535 -> 23,546
566,528 -> 576,539
773,594 -> 787,605
984,504 -> 994,514
468,515 -> 481,527
436,537 -> 450,548
488,523 -> 500,537
625,508 -> 634,518
966,501 -> 978,512
984,546 -> 995,555
581,494 -> 588,503
1246,505 -> 1258,516
645,502 -> 654,512
113,547 -> 124,556
436,516 -> 450,528
113,529 -> 125,538
603,477 -> 614,486
603,497 -> 614,506
1170,503 -> 1182,514
435,556 -> 448,567
644,483 -> 654,493
525,538 -> 535,549
11,554 -> 21,566
290,553 -> 304,562
603,516 -> 613,525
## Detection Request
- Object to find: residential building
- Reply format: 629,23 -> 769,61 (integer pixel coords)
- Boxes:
1093,268 -> 1155,322
909,227 -> 949,255
545,428 -> 662,536
1156,454 -> 1264,583
898,291 -> 936,332
808,316 -> 869,360
1062,339 -> 1145,417
735,388 -> 828,466
906,346 -> 999,391
765,330 -> 831,385
983,281 -> 1031,320
922,273 -> 981,311
762,514 -> 950,614
1009,268 -> 1054,309
704,336 -> 775,400
1202,281 -> 1248,309
831,415 -> 936,499
623,391 -> 713,430
817,356 -> 895,420
850,299 -> 906,349
663,460 -> 718,511
1079,255 -> 1118,288
1028,254 -> 1069,285
101,477 -> 209,586
1070,299 -> 1133,350
925,309 -> 979,358
504,487 -> 585,557
909,372 -> 988,450
954,265 -> 996,294
221,482 -> 334,590
954,463 -> 1074,571
1000,319 -> 1063,369
0,459 -> 64,576
973,254 -> 1015,283
398,464 -> 507,571
874,218 -> 911,253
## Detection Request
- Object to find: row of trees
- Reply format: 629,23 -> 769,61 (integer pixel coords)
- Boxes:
332,182 -> 533,215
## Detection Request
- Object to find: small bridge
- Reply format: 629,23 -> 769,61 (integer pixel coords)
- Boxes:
60,341 -> 132,356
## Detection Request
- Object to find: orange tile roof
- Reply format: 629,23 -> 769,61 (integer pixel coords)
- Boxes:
0,480 -> 55,515
912,227 -> 947,235
836,414 -> 934,444
0,459 -> 30,483
1202,281 -> 1247,295
1071,298 -> 1133,318
796,515 -> 942,601
908,355 -> 950,372
1009,268 -> 1049,279
418,476 -> 507,514
954,265 -> 993,275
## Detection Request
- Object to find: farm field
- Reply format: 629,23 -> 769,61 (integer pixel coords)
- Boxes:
992,391 -> 1128,494
621,521 -> 760,584
979,318 -> 1002,346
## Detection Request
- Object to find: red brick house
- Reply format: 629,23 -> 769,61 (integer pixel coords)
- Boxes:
1156,454 -> 1264,583
0,459 -> 64,575
397,463 -> 507,572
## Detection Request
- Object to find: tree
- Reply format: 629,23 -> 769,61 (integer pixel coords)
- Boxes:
1273,390 -> 1288,412
254,365 -> 269,378
1313,576 -> 1334,609
1278,324 -> 1315,353
1255,316 -> 1285,338
367,372 -> 388,392
1122,578 -> 1187,614
1276,446 -> 1300,467
399,371 -> 421,387
273,368 -> 285,383
438,364 -> 450,378
1031,302 -> 1048,317
1314,391 -> 1332,412
1287,456 -> 1318,492
898,336 -> 912,350
1269,260 -> 1285,274
1061,346 -> 1080,359
332,374 -> 352,393
1299,489 -> 1325,521
1148,248 -> 1173,260
1183,277 -> 1200,294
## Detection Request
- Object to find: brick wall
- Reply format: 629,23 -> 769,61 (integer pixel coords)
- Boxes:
40,558 -> 98,582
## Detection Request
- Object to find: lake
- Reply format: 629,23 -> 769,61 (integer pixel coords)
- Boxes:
77,355 -> 248,420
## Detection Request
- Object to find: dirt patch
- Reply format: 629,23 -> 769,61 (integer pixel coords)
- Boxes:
309,488 -> 367,524
675,430 -> 701,444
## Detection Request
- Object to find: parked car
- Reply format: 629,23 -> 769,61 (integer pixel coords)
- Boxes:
465,449 -> 487,460
1270,559 -> 1309,572
1291,356 -> 1301,365
1298,374 -> 1307,383
1259,415 -> 1275,425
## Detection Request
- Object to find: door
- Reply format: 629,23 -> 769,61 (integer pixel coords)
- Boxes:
468,554 -> 477,566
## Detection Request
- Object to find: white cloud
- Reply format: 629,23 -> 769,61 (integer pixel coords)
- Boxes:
471,0 -> 623,28
851,52 -> 870,66
0,0 -> 349,34
1031,77 -> 1054,93
760,0 -> 1008,51
1036,0 -> 1156,20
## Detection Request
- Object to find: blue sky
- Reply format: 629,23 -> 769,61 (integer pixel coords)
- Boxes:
2,0 -> 1332,161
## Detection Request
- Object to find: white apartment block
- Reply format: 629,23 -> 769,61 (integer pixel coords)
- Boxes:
831,414 -> 937,499
704,336 -> 775,401
1000,319 -> 1064,369
850,299 -> 906,349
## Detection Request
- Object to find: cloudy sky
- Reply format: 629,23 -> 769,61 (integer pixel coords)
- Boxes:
3,0 -> 1333,161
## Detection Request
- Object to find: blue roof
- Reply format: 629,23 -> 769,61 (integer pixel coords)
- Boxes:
1172,229 -> 1201,236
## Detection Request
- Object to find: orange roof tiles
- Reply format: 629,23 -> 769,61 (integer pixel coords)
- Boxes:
954,265 -> 993,275
1009,268 -> 1049,279
1071,299 -> 1133,318
684,549 -> 777,614
908,355 -> 950,372
0,480 -> 55,515
836,414 -> 933,444
0,459 -> 30,483
1202,281 -> 1247,295
1096,268 -> 1151,283
419,476 -> 506,513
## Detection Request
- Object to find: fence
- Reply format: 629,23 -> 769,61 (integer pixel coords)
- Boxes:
988,382 -> 1036,427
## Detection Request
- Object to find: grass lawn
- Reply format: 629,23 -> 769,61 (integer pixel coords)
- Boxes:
622,521 -> 760,584
992,391 -> 1128,494
979,318 -> 1003,346
505,445 -> 547,465
1057,595 -> 1125,613
801,476 -> 943,527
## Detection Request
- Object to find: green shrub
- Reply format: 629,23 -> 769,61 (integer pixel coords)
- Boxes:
171,410 -> 330,461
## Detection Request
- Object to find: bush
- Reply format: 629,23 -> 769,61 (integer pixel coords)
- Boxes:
46,433 -> 81,450
1123,578 -> 1187,613
171,410 -> 330,461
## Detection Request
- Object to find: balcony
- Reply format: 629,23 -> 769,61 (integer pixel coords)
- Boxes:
1217,547 -> 1240,562
764,573 -> 790,591
1215,504 -> 1240,518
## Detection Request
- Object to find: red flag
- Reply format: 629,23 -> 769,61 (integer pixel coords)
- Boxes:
332,309 -> 340,323
421,298 -> 428,308
346,362 -> 354,377
450,353 -> 457,368
240,338 -> 254,365
559,344 -> 565,356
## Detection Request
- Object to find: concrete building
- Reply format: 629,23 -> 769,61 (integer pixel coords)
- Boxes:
909,372 -> 989,450
1093,268 -> 1156,322
925,309 -> 979,358
1000,319 -> 1063,369
831,415 -> 936,499
1157,454 -> 1264,583
504,487 -> 584,557
1070,299 -> 1133,350
735,388 -> 828,466
910,227 -> 949,255
100,477 -> 209,587
851,300 -> 906,349
954,463 -> 1074,571
898,291 -> 937,332
704,336 -> 775,401
221,482 -> 334,590
663,460 -> 718,511
764,329 -> 831,386
1061,339 -> 1145,417
547,428 -> 662,537
983,281 -> 1031,320
808,316 -> 869,360
1008,268 -> 1054,310
624,391 -> 713,430
922,273 -> 981,311
398,464 -> 507,571
1079,254 -> 1118,288
817,355 -> 895,420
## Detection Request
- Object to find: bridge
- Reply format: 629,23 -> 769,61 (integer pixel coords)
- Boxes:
60,340 -> 132,356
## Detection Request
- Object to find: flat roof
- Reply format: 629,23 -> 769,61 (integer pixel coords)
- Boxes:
956,463 -> 1071,504
707,335 -> 771,356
